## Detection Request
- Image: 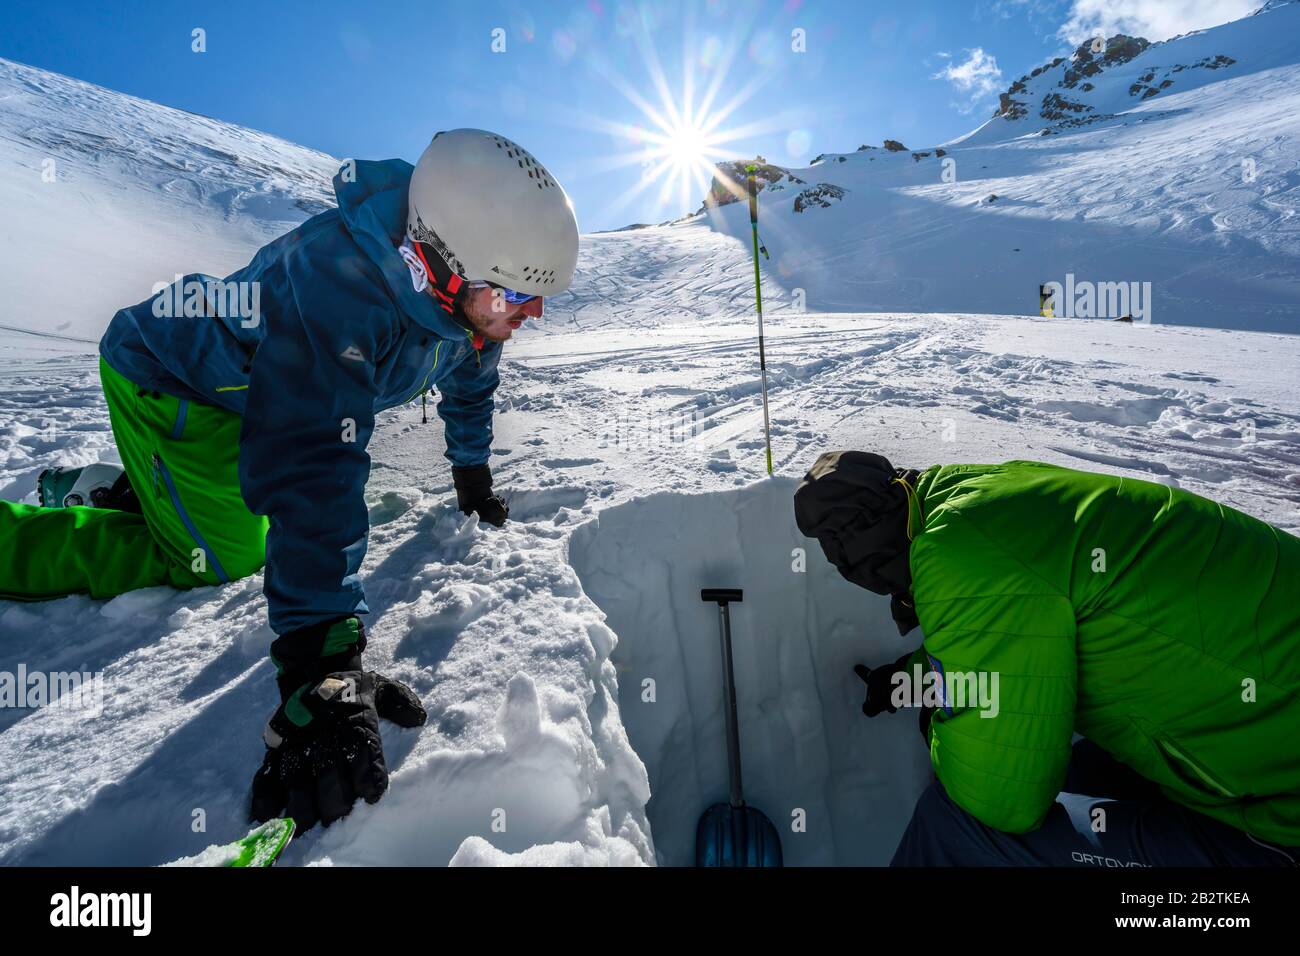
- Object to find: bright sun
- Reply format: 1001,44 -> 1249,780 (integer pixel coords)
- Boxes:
578,15 -> 803,222
665,121 -> 709,171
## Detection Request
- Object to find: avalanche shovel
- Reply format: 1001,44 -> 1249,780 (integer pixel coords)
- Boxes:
695,588 -> 783,867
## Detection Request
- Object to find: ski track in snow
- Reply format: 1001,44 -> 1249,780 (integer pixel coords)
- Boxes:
1,310 -> 1298,866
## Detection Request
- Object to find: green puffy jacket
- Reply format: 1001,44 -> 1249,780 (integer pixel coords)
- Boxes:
906,460 -> 1300,845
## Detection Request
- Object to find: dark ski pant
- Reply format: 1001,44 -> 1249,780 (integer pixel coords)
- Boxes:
0,358 -> 267,601
891,739 -> 1298,867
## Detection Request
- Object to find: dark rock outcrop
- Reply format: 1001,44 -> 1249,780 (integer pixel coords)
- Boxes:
793,183 -> 847,213
995,34 -> 1152,121
702,159 -> 802,208
1041,92 -> 1092,120
1130,54 -> 1233,99
1062,35 -> 1149,89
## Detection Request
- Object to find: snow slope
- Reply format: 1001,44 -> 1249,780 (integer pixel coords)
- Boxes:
1,4 -> 1299,866
0,56 -> 336,350
674,2 -> 1300,332
3,3 -> 1299,348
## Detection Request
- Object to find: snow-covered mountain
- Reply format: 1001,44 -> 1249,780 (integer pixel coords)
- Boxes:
0,4 -> 1298,867
3,1 -> 1299,346
660,1 -> 1300,333
0,56 -> 337,351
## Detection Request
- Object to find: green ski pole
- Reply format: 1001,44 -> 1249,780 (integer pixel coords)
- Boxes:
746,166 -> 774,477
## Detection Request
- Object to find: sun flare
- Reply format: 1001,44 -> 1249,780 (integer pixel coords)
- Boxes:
666,122 -> 709,170
573,12 -> 802,224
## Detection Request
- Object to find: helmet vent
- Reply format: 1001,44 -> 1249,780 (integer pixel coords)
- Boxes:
490,133 -> 558,190
520,265 -> 558,286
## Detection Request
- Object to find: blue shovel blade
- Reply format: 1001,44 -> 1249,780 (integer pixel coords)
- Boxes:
695,803 -> 784,867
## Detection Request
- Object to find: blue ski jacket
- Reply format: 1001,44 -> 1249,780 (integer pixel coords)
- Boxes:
100,159 -> 501,634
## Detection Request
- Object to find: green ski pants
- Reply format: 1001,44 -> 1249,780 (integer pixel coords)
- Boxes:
0,358 -> 267,600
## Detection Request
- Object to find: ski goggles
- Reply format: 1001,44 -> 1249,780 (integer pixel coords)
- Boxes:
408,239 -> 542,307
466,280 -> 540,305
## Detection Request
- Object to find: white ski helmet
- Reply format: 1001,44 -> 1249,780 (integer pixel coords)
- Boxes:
406,129 -> 579,298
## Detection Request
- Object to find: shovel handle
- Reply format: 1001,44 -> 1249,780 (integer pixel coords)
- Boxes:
702,588 -> 745,807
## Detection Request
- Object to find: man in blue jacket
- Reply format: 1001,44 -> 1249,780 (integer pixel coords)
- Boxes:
0,129 -> 581,830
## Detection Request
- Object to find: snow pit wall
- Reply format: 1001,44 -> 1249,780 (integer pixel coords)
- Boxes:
567,478 -> 933,865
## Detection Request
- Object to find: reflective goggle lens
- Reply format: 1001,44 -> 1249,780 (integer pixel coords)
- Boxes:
469,280 -> 539,305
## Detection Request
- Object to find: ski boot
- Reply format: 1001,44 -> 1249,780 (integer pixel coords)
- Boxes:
37,463 -> 142,513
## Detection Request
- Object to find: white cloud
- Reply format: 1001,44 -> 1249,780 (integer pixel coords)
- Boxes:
1057,0 -> 1261,44
932,48 -> 1005,112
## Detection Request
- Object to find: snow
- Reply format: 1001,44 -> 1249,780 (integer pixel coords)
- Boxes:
0,57 -> 337,347
1,5 -> 1299,866
567,479 -> 932,865
4,310 -> 1296,866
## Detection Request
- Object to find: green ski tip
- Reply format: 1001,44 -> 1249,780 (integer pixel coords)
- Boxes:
162,818 -> 295,867
224,818 -> 295,867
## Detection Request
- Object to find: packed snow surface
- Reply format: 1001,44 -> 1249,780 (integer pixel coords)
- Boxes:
0,5 -> 1298,865
3,310 -> 1297,866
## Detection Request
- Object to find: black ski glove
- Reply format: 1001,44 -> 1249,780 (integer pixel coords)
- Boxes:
452,463 -> 508,527
249,617 -> 427,832
854,649 -> 935,743
853,649 -> 920,717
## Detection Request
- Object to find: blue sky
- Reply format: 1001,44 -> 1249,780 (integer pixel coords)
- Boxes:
0,0 -> 1261,231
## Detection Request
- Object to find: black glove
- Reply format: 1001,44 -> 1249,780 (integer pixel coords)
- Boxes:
853,649 -> 918,717
452,464 -> 508,527
249,617 -> 427,831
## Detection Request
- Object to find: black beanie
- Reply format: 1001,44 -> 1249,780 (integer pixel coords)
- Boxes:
793,450 -> 921,635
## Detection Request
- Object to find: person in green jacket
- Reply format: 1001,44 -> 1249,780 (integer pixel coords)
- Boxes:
794,451 -> 1300,866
